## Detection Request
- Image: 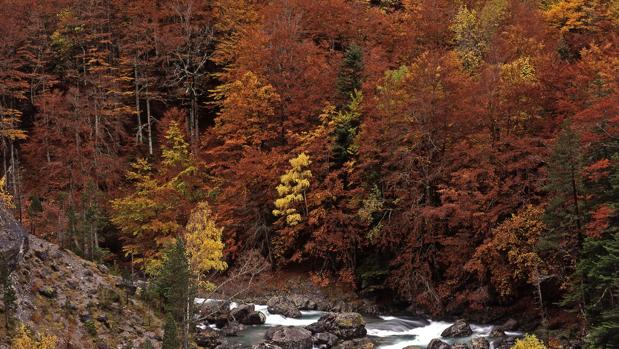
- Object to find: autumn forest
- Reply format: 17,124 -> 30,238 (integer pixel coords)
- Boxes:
0,0 -> 618,347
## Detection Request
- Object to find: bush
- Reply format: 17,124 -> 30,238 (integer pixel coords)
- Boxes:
511,335 -> 547,349
11,324 -> 57,349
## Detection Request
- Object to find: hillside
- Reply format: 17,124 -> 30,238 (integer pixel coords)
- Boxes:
0,206 -> 163,348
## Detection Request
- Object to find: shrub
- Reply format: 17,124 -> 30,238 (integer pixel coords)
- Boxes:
511,335 -> 548,349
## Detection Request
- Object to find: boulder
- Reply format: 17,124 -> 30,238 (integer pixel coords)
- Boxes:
441,320 -> 473,338
290,295 -> 318,310
265,326 -> 313,349
230,304 -> 255,323
306,313 -> 367,340
489,329 -> 506,338
245,311 -> 267,325
333,338 -> 374,349
470,337 -> 490,349
313,332 -> 339,348
498,319 -> 518,331
427,339 -> 451,349
195,327 -> 222,348
267,296 -> 302,318
0,205 -> 28,273
222,321 -> 244,337
216,344 -> 251,349
200,300 -> 232,328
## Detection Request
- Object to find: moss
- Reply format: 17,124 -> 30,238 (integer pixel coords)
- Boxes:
84,320 -> 97,336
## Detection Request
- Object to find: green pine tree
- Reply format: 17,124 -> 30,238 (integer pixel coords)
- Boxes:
336,43 -> 363,103
543,122 -> 585,254
155,239 -> 193,349
162,312 -> 180,349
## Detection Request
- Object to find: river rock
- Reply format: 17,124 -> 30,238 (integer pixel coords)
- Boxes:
0,205 -> 28,273
492,337 -> 517,349
290,295 -> 318,310
306,312 -> 366,340
200,300 -> 232,328
195,327 -> 222,348
267,296 -> 302,318
333,338 -> 374,349
452,344 -> 469,349
488,328 -> 506,338
470,337 -> 489,349
497,318 -> 518,331
403,346 -> 423,349
222,321 -> 244,336
265,326 -> 313,349
245,310 -> 267,325
441,319 -> 473,337
216,344 -> 251,349
313,332 -> 339,348
230,304 -> 255,323
427,339 -> 451,349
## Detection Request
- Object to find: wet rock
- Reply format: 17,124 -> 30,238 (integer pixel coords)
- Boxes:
200,300 -> 232,328
222,321 -> 244,337
470,337 -> 490,349
489,328 -> 506,338
230,304 -> 255,323
492,337 -> 517,349
498,319 -> 518,331
333,338 -> 374,349
267,296 -> 302,318
313,332 -> 339,348
306,313 -> 367,340
244,311 -> 267,325
265,326 -> 313,349
403,346 -> 423,349
195,327 -> 223,348
427,339 -> 451,349
441,319 -> 473,338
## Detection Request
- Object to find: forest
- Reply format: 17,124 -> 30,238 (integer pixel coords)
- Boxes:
0,0 -> 618,348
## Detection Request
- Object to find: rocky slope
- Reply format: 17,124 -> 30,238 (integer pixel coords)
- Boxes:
0,206 -> 163,349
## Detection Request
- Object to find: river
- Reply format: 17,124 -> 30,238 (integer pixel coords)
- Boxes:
195,299 -> 521,348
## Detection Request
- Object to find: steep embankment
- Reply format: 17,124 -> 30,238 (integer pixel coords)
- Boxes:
0,207 -> 163,349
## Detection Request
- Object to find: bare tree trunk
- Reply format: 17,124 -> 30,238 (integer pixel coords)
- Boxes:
146,94 -> 153,156
134,62 -> 143,145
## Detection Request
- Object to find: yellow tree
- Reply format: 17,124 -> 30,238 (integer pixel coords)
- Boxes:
273,153 -> 312,227
185,202 -> 227,290
466,205 -> 547,303
11,324 -> 57,349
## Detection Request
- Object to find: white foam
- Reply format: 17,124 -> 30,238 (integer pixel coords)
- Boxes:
379,316 -> 398,321
374,321 -> 452,348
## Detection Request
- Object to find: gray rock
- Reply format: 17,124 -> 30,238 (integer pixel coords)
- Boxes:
200,300 -> 232,328
489,329 -> 506,338
427,339 -> 451,349
222,321 -> 244,337
290,295 -> 318,310
333,338 -> 374,349
0,205 -> 28,273
441,320 -> 473,338
313,332 -> 339,348
306,313 -> 366,340
230,304 -> 255,323
265,326 -> 313,349
452,344 -> 469,349
244,311 -> 267,325
267,296 -> 302,318
470,337 -> 490,349
498,319 -> 518,331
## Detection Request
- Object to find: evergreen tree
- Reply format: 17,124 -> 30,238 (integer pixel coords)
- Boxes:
543,123 -> 585,255
336,44 -> 363,103
155,239 -> 192,349
162,313 -> 180,349
573,154 -> 619,348
332,91 -> 363,167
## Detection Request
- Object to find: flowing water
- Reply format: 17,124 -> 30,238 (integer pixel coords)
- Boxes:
194,299 -> 520,348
